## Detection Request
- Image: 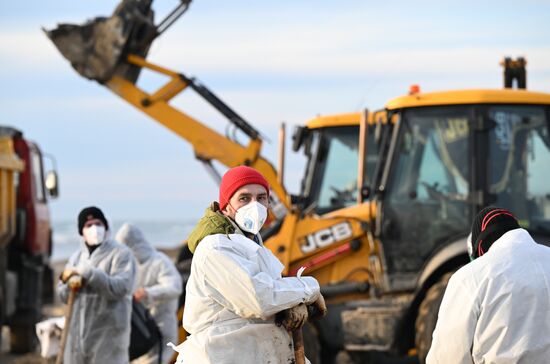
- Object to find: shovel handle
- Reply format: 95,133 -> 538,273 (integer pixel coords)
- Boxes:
293,329 -> 306,364
55,288 -> 78,364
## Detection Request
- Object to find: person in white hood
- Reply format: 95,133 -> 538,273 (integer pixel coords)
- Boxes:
171,166 -> 327,364
427,206 -> 550,364
58,206 -> 136,364
116,223 -> 183,364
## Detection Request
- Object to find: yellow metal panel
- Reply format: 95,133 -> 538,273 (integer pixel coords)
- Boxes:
386,89 -> 550,110
305,110 -> 389,130
266,201 -> 379,285
287,214 -> 369,281
0,138 -> 24,171
369,109 -> 388,125
265,211 -> 300,272
324,201 -> 375,220
305,112 -> 361,129
0,138 -> 23,247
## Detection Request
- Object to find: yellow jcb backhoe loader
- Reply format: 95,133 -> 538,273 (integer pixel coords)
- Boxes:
47,1 -> 550,362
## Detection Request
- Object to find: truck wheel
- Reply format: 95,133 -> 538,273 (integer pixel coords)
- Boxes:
415,272 -> 453,364
42,264 -> 55,305
10,323 -> 37,353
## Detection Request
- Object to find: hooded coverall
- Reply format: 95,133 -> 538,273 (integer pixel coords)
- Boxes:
427,228 -> 550,363
171,204 -> 320,364
116,223 -> 183,364
58,238 -> 136,364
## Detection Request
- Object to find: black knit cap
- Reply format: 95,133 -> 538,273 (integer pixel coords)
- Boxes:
78,206 -> 109,235
470,206 -> 519,259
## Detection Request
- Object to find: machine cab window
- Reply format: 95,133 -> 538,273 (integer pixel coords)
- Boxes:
380,106 -> 472,272
488,105 -> 550,233
301,126 -> 360,214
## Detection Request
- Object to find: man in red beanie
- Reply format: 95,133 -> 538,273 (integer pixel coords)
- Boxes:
427,207 -> 550,363
171,166 -> 326,364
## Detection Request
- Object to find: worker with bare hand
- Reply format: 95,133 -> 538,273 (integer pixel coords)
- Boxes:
58,206 -> 136,364
116,223 -> 182,364
170,166 -> 327,364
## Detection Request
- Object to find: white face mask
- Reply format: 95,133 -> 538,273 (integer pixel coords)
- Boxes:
83,225 -> 106,246
234,201 -> 268,235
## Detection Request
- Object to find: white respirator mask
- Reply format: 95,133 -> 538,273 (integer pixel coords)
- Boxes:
83,225 -> 106,246
234,201 -> 268,235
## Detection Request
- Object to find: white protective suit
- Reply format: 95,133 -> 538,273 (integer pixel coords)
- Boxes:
427,228 -> 550,364
172,233 -> 321,364
58,238 -> 136,364
116,223 -> 183,364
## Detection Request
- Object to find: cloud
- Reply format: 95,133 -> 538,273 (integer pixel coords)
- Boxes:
3,5 -> 550,79
151,36 -> 550,76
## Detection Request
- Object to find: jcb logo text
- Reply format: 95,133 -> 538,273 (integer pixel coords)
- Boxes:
301,222 -> 353,253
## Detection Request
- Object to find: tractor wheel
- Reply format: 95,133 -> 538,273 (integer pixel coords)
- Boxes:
415,272 -> 453,364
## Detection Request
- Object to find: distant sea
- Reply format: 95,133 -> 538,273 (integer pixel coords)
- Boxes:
52,219 -> 198,262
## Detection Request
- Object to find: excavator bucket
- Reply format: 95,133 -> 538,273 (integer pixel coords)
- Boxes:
45,0 -> 157,83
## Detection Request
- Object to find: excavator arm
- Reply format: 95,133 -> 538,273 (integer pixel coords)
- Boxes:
107,55 -> 289,208
46,0 -> 290,209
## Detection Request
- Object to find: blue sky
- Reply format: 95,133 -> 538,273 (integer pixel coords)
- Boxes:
1,0 -> 550,221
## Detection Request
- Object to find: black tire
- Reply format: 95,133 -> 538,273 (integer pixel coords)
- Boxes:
42,264 -> 54,305
415,272 -> 453,364
10,323 -> 37,353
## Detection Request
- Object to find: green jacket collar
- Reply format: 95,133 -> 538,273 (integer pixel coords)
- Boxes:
188,202 -> 262,253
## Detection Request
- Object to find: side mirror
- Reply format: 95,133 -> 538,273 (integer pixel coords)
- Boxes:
290,194 -> 307,209
360,185 -> 371,200
291,126 -> 308,152
45,170 -> 59,198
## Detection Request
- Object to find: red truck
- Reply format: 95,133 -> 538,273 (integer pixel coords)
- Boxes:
0,126 -> 59,353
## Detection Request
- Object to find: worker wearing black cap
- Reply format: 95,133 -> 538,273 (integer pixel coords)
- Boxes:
58,206 -> 136,364
77,206 -> 109,251
427,207 -> 550,363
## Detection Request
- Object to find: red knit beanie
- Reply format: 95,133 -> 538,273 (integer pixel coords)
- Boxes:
219,166 -> 269,210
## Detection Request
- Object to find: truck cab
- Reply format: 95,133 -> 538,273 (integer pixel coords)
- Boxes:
0,126 -> 59,353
